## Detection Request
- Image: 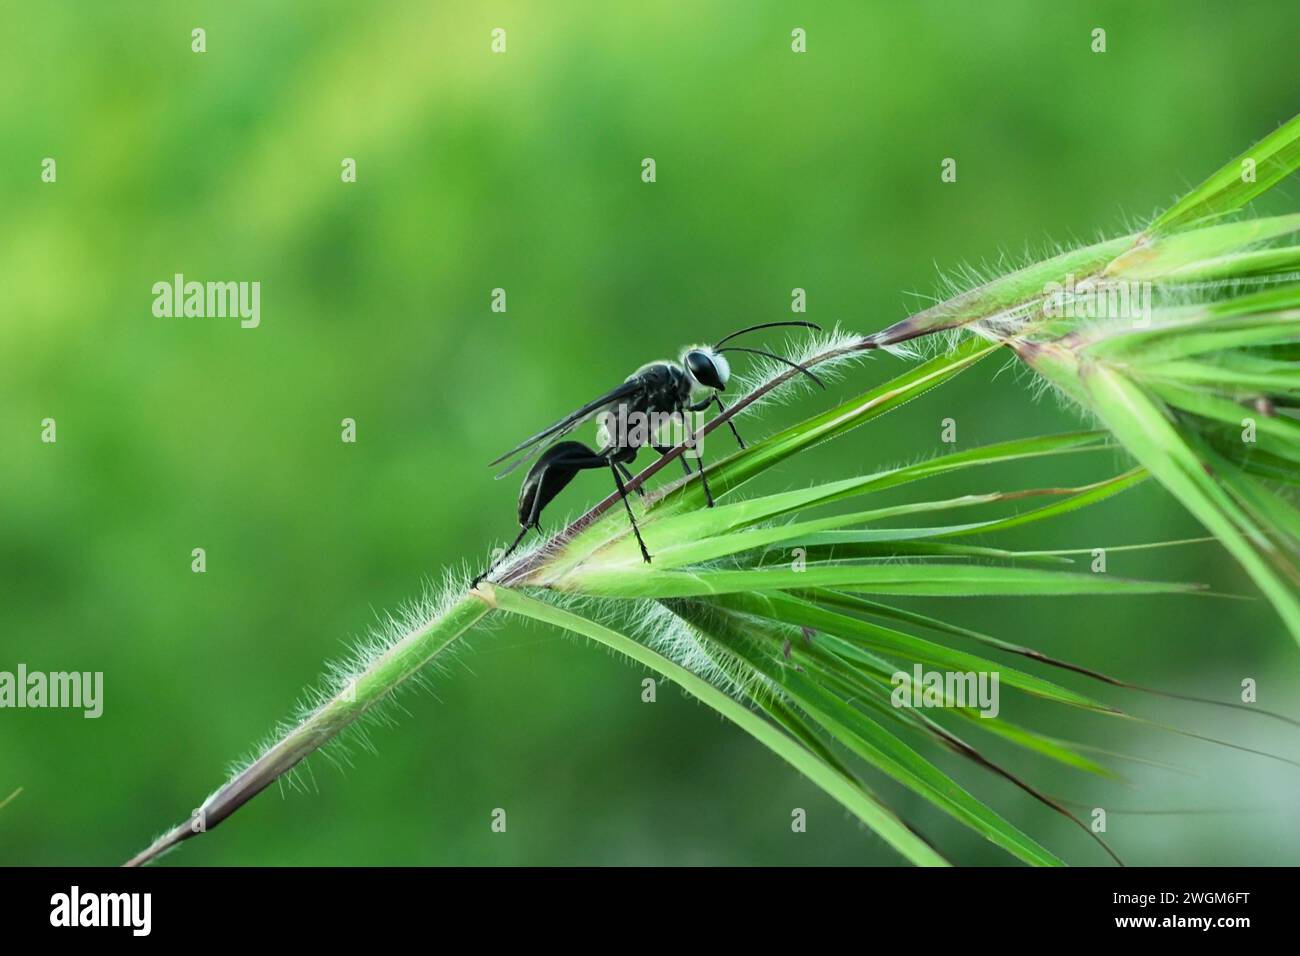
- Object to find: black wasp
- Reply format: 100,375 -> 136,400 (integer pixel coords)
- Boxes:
472,321 -> 824,587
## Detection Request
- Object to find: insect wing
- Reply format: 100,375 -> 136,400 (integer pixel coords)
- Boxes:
489,379 -> 643,478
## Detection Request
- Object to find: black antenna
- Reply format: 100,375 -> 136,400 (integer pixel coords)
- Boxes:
716,346 -> 826,388
714,320 -> 821,348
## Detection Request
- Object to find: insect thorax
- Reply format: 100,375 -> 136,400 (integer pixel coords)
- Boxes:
627,361 -> 692,408
596,362 -> 694,452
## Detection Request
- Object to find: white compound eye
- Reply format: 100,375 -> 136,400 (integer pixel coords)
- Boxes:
711,352 -> 730,388
684,349 -> 727,390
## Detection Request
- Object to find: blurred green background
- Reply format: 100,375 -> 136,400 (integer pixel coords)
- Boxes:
3,1 -> 1298,866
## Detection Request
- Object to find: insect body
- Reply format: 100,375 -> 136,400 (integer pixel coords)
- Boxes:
473,321 -> 823,587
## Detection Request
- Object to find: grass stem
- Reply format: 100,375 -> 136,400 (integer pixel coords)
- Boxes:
125,592 -> 494,866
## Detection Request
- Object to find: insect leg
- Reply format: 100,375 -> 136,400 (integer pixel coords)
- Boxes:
652,422 -> 713,506
653,443 -> 694,476
472,523 -> 532,589
615,461 -> 646,497
713,395 -> 745,449
609,461 -> 652,563
694,450 -> 715,508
